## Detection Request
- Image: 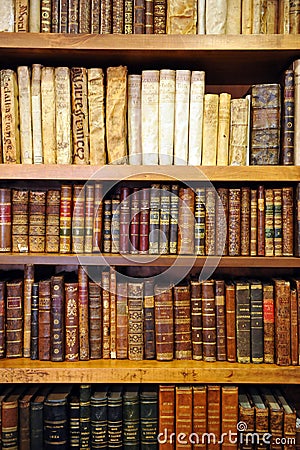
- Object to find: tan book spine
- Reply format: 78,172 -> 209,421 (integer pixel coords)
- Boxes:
206,0 -> 227,33
1,70 -> 20,164
159,69 -> 175,165
188,70 -> 205,166
87,68 -> 106,165
259,0 -> 267,33
41,67 -> 56,164
242,0 -> 252,33
23,264 -> 34,358
128,74 -> 142,165
197,0 -> 205,33
106,66 -> 128,164
290,0 -> 300,33
141,70 -> 159,164
17,66 -> 33,165
226,0 -> 241,33
15,0 -> 29,32
0,0 -> 14,31
31,64 -> 43,164
217,92 -> 231,165
29,0 -> 41,31
41,0 -> 51,32
278,0 -> 290,33
282,187 -> 293,256
294,59 -> 300,165
166,0 -> 197,34
202,94 -> 219,165
71,67 -> 89,165
229,98 -> 249,165
265,0 -> 278,33
55,67 -> 72,165
252,0 -> 261,33
174,70 -> 191,165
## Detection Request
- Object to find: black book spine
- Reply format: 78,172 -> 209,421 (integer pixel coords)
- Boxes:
80,384 -> 91,449
123,387 -> 140,450
69,392 -> 80,448
149,184 -> 160,254
44,394 -> 69,449
30,282 -> 39,360
108,388 -> 123,449
140,388 -> 158,450
91,390 -> 108,449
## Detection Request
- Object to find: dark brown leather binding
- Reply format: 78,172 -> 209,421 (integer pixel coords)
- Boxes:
124,0 -> 133,33
293,278 -> 300,365
46,189 -> 60,253
158,385 -> 175,450
191,279 -> 202,360
274,188 -> 282,256
261,387 -> 283,450
250,279 -> 263,363
193,385 -> 207,450
0,188 -> 11,252
221,386 -> 238,450
92,183 -> 103,253
103,198 -> 112,253
225,281 -> 236,362
6,279 -> 23,358
59,185 -> 72,254
216,187 -> 228,256
149,183 -> 160,255
113,0 -> 124,32
72,184 -> 85,254
175,386 -> 193,449
178,187 -> 195,255
130,187 -> 140,254
274,279 -> 291,366
235,280 -> 250,364
205,187 -> 216,256
134,0 -> 145,33
257,185 -> 265,256
38,279 -> 51,361
144,279 -> 155,359
154,285 -> 174,361
195,187 -> 205,256
0,281 -> 5,358
51,274 -> 65,362
91,0 -> 100,33
238,390 -> 254,450
265,188 -> 274,256
215,279 -> 226,361
100,0 -> 112,33
282,69 -> 294,165
207,385 -> 221,450
29,190 -> 46,253
128,282 -> 144,360
65,282 -> 79,362
19,386 -> 39,450
250,83 -> 281,165
169,184 -> 179,255
241,187 -> 250,256
274,388 -> 297,449
102,270 -> 110,359
120,187 -> 131,254
59,0 -> 68,32
79,0 -> 91,32
110,267 -> 117,358
145,0 -> 154,33
173,284 -> 192,360
12,188 -> 28,253
116,282 -> 128,359
89,281 -> 102,359
282,186 -> 294,256
139,187 -> 150,254
153,0 -> 166,33
263,282 -> 274,364
84,184 -> 94,253
228,188 -> 241,256
110,194 -> 120,254
51,0 -> 59,32
202,280 -> 216,362
250,188 -> 257,256
296,184 -> 300,257
78,266 -> 89,360
23,264 -> 34,358
2,388 -> 24,448
68,0 -> 79,33
159,184 -> 170,254
291,288 -> 298,365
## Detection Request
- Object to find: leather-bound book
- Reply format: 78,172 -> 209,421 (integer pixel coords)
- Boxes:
68,0 -> 79,33
247,389 -> 269,450
23,264 -> 34,358
19,386 -> 39,450
46,189 -> 60,253
216,187 -> 228,256
92,183 -> 103,253
250,83 -> 281,165
30,282 -> 39,360
41,67 -> 56,164
30,386 -> 52,449
291,283 -> 299,366
116,282 -> 128,359
65,282 -> 79,362
215,279 -> 226,361
205,187 -> 216,256
145,0 -> 154,32
282,69 -> 294,165
178,187 -> 195,255
159,385 -> 175,450
274,279 -> 291,366
50,274 -> 65,362
100,0 -> 112,33
29,191 -> 46,253
84,184 -> 94,253
59,0 -> 68,33
51,0 -> 59,32
102,270 -> 110,359
140,386 -> 158,449
190,279 -> 202,360
38,279 -> 51,360
265,188 -> 274,256
159,185 -> 170,254
18,66 -> 33,164
72,184 -> 85,254
123,385 -> 140,450
90,386 -> 108,449
202,280 -> 216,362
55,67 -> 72,164
263,282 -> 275,364
16,0 -> 30,32
108,386 -> 123,448
225,281 -> 236,363
228,188 -> 241,256
90,0 -> 100,33
71,68 -> 89,163
260,387 -> 283,449
174,284 -> 192,360
69,387 -> 80,448
80,384 -> 91,448
235,280 -> 250,364
241,187 -> 250,256
296,184 -> 300,257
0,281 -> 5,358
193,385 -> 207,450
6,279 -> 23,358
44,386 -> 72,448
113,0 -> 124,33
78,266 -> 89,361
282,187 -> 293,256
120,187 -> 131,254
221,386 -> 238,450
128,282 -> 144,360
87,68 -> 106,164
110,267 -> 117,359
250,279 -> 263,363
111,193 -> 121,254
274,388 -> 297,449
238,391 -> 254,450
2,387 -> 25,449
130,188 -> 140,254
169,184 -> 179,255
144,279 -> 155,359
89,282 -> 102,359
125,0 -> 133,33
257,185 -> 265,256
154,0 -> 166,33
250,188 -> 257,256
139,188 -> 150,254
103,198 -> 112,253
154,285 -> 174,361
59,185 -> 72,254
175,386 -> 193,450
149,183 -> 160,255
274,188 -> 282,256
134,0 -> 145,33
12,188 -> 29,253
0,188 -> 11,252
79,0 -> 91,32
195,187 -> 206,256
207,385 -> 221,450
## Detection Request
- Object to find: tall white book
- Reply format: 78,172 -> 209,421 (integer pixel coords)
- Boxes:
41,67 -> 56,164
188,70 -> 205,166
55,67 -> 72,164
159,69 -> 175,165
206,0 -> 227,34
226,0 -> 241,34
128,74 -> 142,165
0,0 -> 14,31
197,0 -> 206,33
174,70 -> 191,165
18,66 -> 33,164
141,70 -> 159,165
31,64 -> 43,164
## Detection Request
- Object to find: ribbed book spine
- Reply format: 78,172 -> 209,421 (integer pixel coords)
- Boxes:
84,184 -> 94,253
100,0 -> 112,33
241,187 -> 250,256
38,280 -> 51,361
50,275 -> 65,362
159,185 -> 170,254
205,187 -> 216,256
124,0 -> 133,33
60,0 -> 68,32
263,282 -> 274,363
174,284 -> 192,360
0,189 -> 12,252
273,188 -> 282,256
215,279 -> 226,361
191,280 -> 202,360
207,385 -> 221,450
80,384 -> 91,448
265,188 -> 274,256
45,189 -> 60,253
195,187 -> 205,256
110,267 -> 117,359
193,385 -> 207,450
29,191 -> 46,253
0,282 -> 5,358
116,282 -> 128,359
72,184 -> 85,254
250,279 -> 263,363
145,0 -> 153,32
6,280 -> 23,358
90,387 -> 108,448
159,385 -> 175,450
12,188 -> 28,253
175,386 -> 193,450
119,187 -> 131,254
139,188 -> 150,254
228,188 -> 241,256
149,184 -> 160,254
65,282 -> 79,362
169,184 -> 179,255
44,388 -> 70,448
91,0 -> 100,33
89,282 -> 102,359
128,282 -> 144,360
236,280 -> 250,363
78,266 -> 89,361
113,0 -> 124,32
108,387 -> 123,448
282,187 -> 293,256
225,281 -> 236,362
140,387 -> 158,449
123,386 -> 139,450
202,280 -> 216,362
154,285 -> 174,361
23,264 -> 34,358
30,282 -> 39,360
250,188 -> 257,256
103,198 -> 112,253
68,0 -> 79,33
178,187 -> 195,255
134,0 -> 145,33
110,194 -> 120,253
69,390 -> 80,448
102,270 -> 110,359
92,183 -> 103,253
144,279 -> 155,359
282,69 -> 294,165
130,188 -> 140,254
274,279 -> 291,366
59,185 -> 72,254
221,386 -> 239,450
154,0 -> 166,33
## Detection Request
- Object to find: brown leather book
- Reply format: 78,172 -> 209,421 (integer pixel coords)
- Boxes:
65,282 -> 79,362
145,0 -> 154,33
12,188 -> 28,253
130,188 -> 140,254
23,264 -> 34,358
59,0 -> 68,32
154,0 -> 166,33
92,183 -> 103,253
205,187 -> 216,256
120,187 -> 131,254
51,274 -> 65,362
0,281 -> 5,358
290,287 -> 298,366
175,385 -> 193,450
263,282 -> 275,364
46,189 -> 60,253
72,184 -> 85,254
19,386 -> 39,450
235,280 -> 250,364
29,191 -> 46,253
207,385 -> 221,450
265,188 -> 274,256
102,270 -> 110,358
215,279 -> 226,361
282,187 -> 293,256
0,188 -> 11,253
159,185 -> 170,254
190,279 -> 202,360
134,0 -> 145,33
149,183 -> 160,255
248,387 -> 269,450
124,0 -> 133,33
158,385 -> 175,450
110,267 -> 117,359
216,187 -> 228,256
113,0 -> 124,32
51,0 -> 59,32
139,187 -> 150,254
228,188 -> 241,256
221,386 -> 238,450
274,279 -> 291,366
79,0 -> 91,32
173,284 -> 192,360
68,0 -> 79,33
250,279 -> 263,363
257,185 -> 265,256
273,188 -> 282,257
116,282 -> 128,359
293,279 -> 300,365
238,390 -> 254,450
144,279 -> 155,359
78,266 -> 89,360
2,388 -> 25,448
193,385 -> 207,450
103,198 -> 112,253
84,184 -> 94,253
100,0 -> 112,33
250,188 -> 257,256
225,281 -> 236,363
88,282 -> 102,360
178,187 -> 195,255
6,279 -> 23,358
296,184 -> 300,257
154,285 -> 174,361
274,388 -> 297,449
282,69 -> 294,165
202,280 -> 216,362
169,184 -> 179,255
240,187 -> 250,256
112,196 -> 121,253
128,282 -> 144,360
91,0 -> 100,33
195,187 -> 205,256
59,185 -> 72,254
38,279 -> 51,360
260,387 -> 283,449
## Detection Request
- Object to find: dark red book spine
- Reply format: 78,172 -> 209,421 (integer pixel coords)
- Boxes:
6,280 -> 23,358
120,187 -> 131,254
130,188 -> 140,254
0,281 -> 5,358
139,188 -> 150,254
215,279 -> 226,361
78,266 -> 89,360
144,279 -> 155,359
0,188 -> 11,252
38,280 -> 51,361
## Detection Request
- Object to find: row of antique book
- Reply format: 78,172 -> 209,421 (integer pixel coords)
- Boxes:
1,264 -> 299,365
2,0 -> 300,35
0,62 -> 297,166
3,182 -> 299,257
0,383 -> 298,449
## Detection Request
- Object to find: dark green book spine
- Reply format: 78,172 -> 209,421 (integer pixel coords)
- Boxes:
169,184 -> 179,255
140,387 -> 158,450
123,385 -> 140,450
159,185 -> 170,254
30,282 -> 39,360
149,184 -> 160,254
250,279 -> 263,363
108,386 -> 123,449
91,388 -> 108,449
80,384 -> 91,449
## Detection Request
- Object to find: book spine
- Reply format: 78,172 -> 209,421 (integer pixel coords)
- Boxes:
2,395 -> 19,448
111,195 -> 120,253
143,279 -> 155,359
80,384 -> 91,448
128,74 -> 142,164
154,0 -> 166,33
116,282 -> 128,359
257,185 -> 265,256
202,280 -> 216,362
100,0 -> 112,33
265,188 -> 274,256
59,185 -> 72,254
15,0 -> 30,32
188,70 -> 205,165
84,184 -> 94,253
291,287 -> 298,365
216,187 -> 228,256
141,70 -> 159,164
87,68 -> 106,165
41,0 -> 51,32
72,184 -> 85,254
250,188 -> 257,256
282,187 -> 294,256
103,199 -> 112,253
140,388 -> 158,449
65,282 -> 79,362
89,282 -> 102,359
228,97 -> 249,165
124,0 -> 133,33
0,282 -> 5,358
174,70 -> 191,166
191,280 -> 202,360
236,281 -> 251,363
41,67 -> 56,164
23,264 -> 34,358
130,188 -> 140,254
44,391 -> 69,447
6,280 -> 23,358
145,0 -> 154,33
149,184 -> 160,255
225,282 -> 236,362
217,92 -> 231,165
51,0 -> 59,33
68,0 -> 79,33
282,69 -> 294,165
113,0 -> 124,33
169,184 -> 179,255
202,93 -> 219,165
174,285 -> 192,360
205,187 -> 216,256
55,67 -> 72,164
110,267 -> 117,359
78,0 -> 91,32
29,191 -> 46,253
17,65 -> 33,164
69,392 -> 80,448
228,188 -> 241,256
158,69 -> 175,165
175,386 -> 193,450
275,279 -> 291,365
221,386 -> 239,450
128,282 -> 144,360
139,188 -> 150,254
241,187 -> 250,256
30,282 -> 39,360
51,275 -> 65,362
215,279 -> 226,361
102,271 -> 110,359
207,385 -> 221,450
290,0 -> 300,32
250,280 -> 263,363
90,389 -> 107,448
92,183 -> 103,253
159,385 -> 175,450
159,185 -> 170,254
91,0 -> 100,33
155,285 -> 174,361
273,188 -> 283,256
12,188 -> 29,253
108,389 -> 123,447
38,280 -> 51,360
263,282 -> 275,364
0,188 -> 12,252
120,187 -> 131,254
45,189 -> 60,253
123,388 -> 139,449
31,64 -> 43,164
71,67 -> 89,164
78,266 -> 89,360
193,385 -> 207,450
178,187 -> 195,255
29,0 -> 41,31
134,0 -> 145,33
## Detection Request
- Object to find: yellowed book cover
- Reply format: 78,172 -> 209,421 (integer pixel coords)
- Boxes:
31,64 -> 43,164
278,0 -> 289,34
71,67 -> 89,164
17,66 -> 33,164
252,0 -> 261,33
217,92 -> 231,165
229,97 -> 249,166
159,69 -> 175,165
141,70 -> 159,164
174,70 -> 191,165
166,0 -> 197,34
197,0 -> 206,33
41,67 -> 56,164
29,0 -> 40,31
226,0 -> 241,34
188,70 -> 205,165
265,0 -> 278,33
128,74 -> 142,165
206,0 -> 227,33
88,68 -> 106,165
0,0 -> 14,31
55,67 -> 72,164
15,0 -> 29,32
202,93 -> 219,166
1,70 -> 20,164
242,0 -> 252,33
